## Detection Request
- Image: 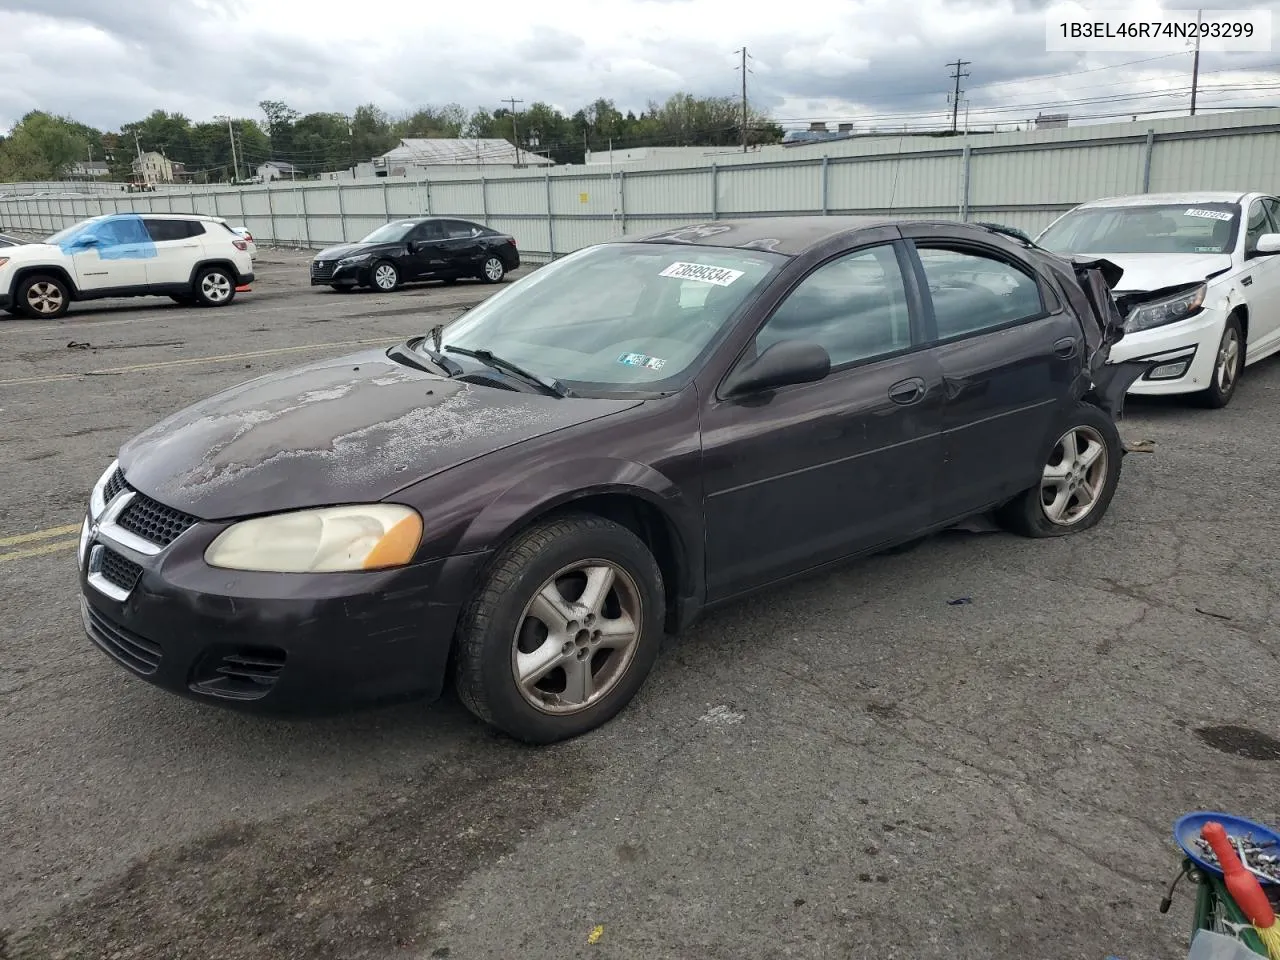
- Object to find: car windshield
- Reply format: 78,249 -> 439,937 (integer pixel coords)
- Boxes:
46,217 -> 105,245
426,241 -> 787,394
360,222 -> 416,244
1037,203 -> 1240,255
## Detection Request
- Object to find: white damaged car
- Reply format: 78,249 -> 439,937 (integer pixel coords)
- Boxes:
1036,192 -> 1280,408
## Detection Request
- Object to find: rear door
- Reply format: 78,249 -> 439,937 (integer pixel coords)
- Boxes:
699,237 -> 945,599
899,230 -> 1083,524
405,219 -> 447,279
142,218 -> 203,287
440,220 -> 485,276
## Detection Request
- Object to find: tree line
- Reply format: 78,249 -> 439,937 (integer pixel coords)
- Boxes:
0,94 -> 784,183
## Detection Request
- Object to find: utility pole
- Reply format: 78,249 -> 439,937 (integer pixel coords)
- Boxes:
217,116 -> 239,183
1190,8 -> 1203,115
503,97 -> 524,166
947,58 -> 971,134
735,47 -> 753,152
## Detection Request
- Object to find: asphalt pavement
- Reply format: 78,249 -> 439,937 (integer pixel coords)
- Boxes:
2,251 -> 1278,960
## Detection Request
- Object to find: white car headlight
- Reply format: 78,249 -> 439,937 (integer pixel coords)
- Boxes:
1124,283 -> 1207,334
204,504 -> 423,573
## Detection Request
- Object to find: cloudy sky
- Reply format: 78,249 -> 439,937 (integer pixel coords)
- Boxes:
2,0 -> 1279,135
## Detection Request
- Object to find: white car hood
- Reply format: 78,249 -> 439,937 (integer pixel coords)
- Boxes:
0,242 -> 62,261
1082,252 -> 1234,294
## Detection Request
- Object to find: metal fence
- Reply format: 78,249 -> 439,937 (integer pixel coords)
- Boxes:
3,110 -> 1278,262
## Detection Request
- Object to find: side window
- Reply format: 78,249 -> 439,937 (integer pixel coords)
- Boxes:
1264,198 -> 1280,231
1245,200 -> 1276,252
413,220 -> 445,241
143,219 -> 190,243
755,244 -> 913,368
915,246 -> 1045,340
444,220 -> 479,239
186,220 -> 207,237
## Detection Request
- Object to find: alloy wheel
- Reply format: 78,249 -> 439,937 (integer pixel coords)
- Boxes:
374,264 -> 398,290
484,257 -> 504,281
201,272 -> 232,303
1216,326 -> 1241,396
26,281 -> 64,315
511,559 -> 643,715
1039,425 -> 1109,526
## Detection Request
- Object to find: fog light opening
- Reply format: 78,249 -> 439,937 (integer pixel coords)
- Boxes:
1147,359 -> 1192,381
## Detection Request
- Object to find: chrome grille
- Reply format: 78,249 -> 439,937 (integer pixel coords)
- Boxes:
311,260 -> 334,279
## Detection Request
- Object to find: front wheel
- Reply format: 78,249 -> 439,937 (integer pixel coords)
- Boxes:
17,274 -> 70,319
194,266 -> 236,307
996,403 -> 1123,538
452,514 -> 665,744
1196,314 -> 1244,409
480,255 -> 506,283
370,260 -> 399,292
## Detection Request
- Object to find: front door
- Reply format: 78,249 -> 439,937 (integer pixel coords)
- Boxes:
700,240 -> 945,601
67,216 -> 151,293
1241,197 -> 1280,360
142,218 -> 203,287
901,235 -> 1084,523
440,220 -> 484,276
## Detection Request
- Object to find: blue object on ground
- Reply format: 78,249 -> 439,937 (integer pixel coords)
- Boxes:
1174,811 -> 1280,885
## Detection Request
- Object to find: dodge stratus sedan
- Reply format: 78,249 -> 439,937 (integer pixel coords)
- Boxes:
79,217 -> 1146,744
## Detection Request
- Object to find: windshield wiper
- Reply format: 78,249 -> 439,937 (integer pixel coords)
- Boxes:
443,345 -> 574,398
391,338 -> 464,376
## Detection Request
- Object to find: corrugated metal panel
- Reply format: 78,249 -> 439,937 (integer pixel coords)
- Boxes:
1148,130 -> 1280,193
719,163 -> 820,214
484,179 -> 545,216
430,181 -> 484,217
826,154 -> 960,209
622,170 -> 709,217
970,143 -> 1143,206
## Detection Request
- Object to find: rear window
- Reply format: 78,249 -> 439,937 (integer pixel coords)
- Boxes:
144,219 -> 205,242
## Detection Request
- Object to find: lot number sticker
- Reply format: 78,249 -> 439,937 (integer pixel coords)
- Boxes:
659,261 -> 745,286
617,352 -> 666,370
1185,208 -> 1233,221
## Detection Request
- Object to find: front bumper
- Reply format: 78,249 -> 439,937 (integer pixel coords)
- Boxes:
310,260 -> 369,287
76,480 -> 487,714
1107,303 -> 1225,396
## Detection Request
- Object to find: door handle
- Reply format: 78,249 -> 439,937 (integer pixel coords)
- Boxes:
888,377 -> 926,405
1053,336 -> 1077,358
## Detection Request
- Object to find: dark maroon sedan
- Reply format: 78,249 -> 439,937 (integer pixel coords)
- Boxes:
78,217 -> 1147,744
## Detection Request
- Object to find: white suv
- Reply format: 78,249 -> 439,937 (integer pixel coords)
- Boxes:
0,213 -> 255,320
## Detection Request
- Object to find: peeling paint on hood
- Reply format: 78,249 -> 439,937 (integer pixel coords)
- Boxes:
117,348 -> 641,519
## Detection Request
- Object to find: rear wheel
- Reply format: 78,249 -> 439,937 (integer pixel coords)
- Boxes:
481,255 -> 506,283
996,403 -> 1122,538
452,513 -> 665,744
193,266 -> 236,307
17,274 -> 70,319
1196,314 -> 1244,409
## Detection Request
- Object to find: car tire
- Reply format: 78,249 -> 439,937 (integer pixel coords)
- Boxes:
370,260 -> 399,292
1196,313 -> 1244,409
452,513 -> 666,745
480,255 -> 506,284
996,402 -> 1123,539
193,266 -> 236,307
16,273 -> 71,319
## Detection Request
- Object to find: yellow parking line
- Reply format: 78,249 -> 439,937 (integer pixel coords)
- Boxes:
0,523 -> 81,548
0,336 -> 400,386
0,538 -> 78,562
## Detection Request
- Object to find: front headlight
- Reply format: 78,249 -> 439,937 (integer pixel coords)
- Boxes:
1124,283 -> 1207,333
204,504 -> 423,573
338,253 -> 372,266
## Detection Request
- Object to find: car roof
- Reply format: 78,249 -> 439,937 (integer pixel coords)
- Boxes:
1075,191 -> 1250,209
624,215 -> 1039,257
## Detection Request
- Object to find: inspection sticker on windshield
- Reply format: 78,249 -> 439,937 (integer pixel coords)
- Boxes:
658,261 -> 745,286
1185,208 -> 1233,221
617,352 -> 665,371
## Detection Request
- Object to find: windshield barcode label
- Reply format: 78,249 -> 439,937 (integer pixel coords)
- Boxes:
1185,208 -> 1233,221
659,262 -> 745,286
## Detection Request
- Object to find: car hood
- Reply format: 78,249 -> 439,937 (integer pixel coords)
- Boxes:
1078,252 -> 1234,294
1,242 -> 60,261
117,348 -> 641,520
313,243 -> 378,261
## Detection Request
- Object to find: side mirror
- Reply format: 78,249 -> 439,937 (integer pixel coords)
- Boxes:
723,339 -> 831,397
1253,233 -> 1280,256
72,235 -> 100,249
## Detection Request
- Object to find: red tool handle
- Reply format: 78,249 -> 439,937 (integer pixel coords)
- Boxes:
1202,821 -> 1276,927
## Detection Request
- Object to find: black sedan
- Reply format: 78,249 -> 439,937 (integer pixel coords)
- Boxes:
79,216 -> 1149,745
309,216 -> 519,292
